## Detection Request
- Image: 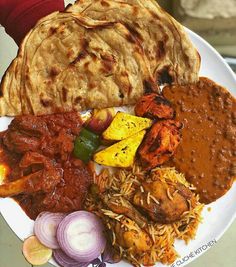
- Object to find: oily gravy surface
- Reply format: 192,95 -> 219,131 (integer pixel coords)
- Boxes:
163,77 -> 236,203
0,112 -> 92,219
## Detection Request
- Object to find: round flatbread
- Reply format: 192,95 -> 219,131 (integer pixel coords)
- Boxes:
0,0 -> 200,116
0,12 -> 155,116
68,0 -> 201,85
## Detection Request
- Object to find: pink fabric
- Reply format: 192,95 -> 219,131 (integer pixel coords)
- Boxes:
0,0 -> 65,45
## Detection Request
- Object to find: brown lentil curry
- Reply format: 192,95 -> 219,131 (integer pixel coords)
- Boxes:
163,77 -> 236,204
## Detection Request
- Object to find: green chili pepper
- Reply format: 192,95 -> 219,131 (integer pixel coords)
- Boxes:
73,128 -> 101,163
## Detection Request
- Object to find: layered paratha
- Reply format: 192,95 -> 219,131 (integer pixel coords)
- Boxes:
68,0 -> 201,84
0,0 -> 200,116
0,12 -> 155,116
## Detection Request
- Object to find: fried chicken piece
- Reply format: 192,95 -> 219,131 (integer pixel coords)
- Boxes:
135,93 -> 174,119
137,120 -> 182,170
113,216 -> 153,254
102,195 -> 147,228
0,152 -> 62,197
133,179 -> 192,223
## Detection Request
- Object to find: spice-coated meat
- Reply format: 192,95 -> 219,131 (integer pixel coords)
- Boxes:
0,152 -> 62,197
0,112 -> 92,219
138,120 -> 182,170
133,178 -> 192,223
2,112 -> 81,160
135,93 -> 175,119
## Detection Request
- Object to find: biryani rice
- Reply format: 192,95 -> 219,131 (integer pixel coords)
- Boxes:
86,165 -> 204,266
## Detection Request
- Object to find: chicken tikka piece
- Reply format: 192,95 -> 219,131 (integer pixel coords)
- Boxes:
135,93 -> 175,120
134,93 -> 182,170
137,120 -> 182,170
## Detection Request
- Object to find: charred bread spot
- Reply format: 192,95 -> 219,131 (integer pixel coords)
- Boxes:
132,5 -> 139,16
74,96 -> 82,105
50,66 -> 60,77
119,92 -> 124,99
100,54 -> 116,74
143,80 -> 155,94
100,0 -> 110,7
89,82 -> 96,89
157,67 -> 173,85
71,51 -> 87,65
120,71 -> 133,95
62,87 -> 68,102
124,23 -> 143,42
67,49 -> 75,58
49,27 -> 57,35
40,98 -> 52,107
81,39 -> 89,51
156,41 -> 165,59
90,53 -> 97,61
93,21 -> 115,30
84,62 -> 89,69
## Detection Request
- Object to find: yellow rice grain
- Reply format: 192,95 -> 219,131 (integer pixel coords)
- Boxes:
89,166 -> 203,267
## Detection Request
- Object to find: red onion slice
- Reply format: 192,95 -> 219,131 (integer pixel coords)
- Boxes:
101,243 -> 121,264
53,249 -> 90,267
91,258 -> 101,266
57,211 -> 106,263
34,212 -> 66,249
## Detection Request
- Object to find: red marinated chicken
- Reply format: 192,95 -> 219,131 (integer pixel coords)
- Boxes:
135,93 -> 175,120
138,120 -> 182,170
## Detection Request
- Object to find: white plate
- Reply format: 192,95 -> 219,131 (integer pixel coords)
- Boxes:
0,23 -> 236,267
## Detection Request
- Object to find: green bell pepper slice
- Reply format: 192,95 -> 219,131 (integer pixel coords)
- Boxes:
73,128 -> 101,163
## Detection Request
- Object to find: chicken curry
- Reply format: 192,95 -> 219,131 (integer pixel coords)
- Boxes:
0,112 -> 92,219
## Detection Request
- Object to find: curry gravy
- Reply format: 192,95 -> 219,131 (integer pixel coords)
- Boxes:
163,77 -> 236,203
